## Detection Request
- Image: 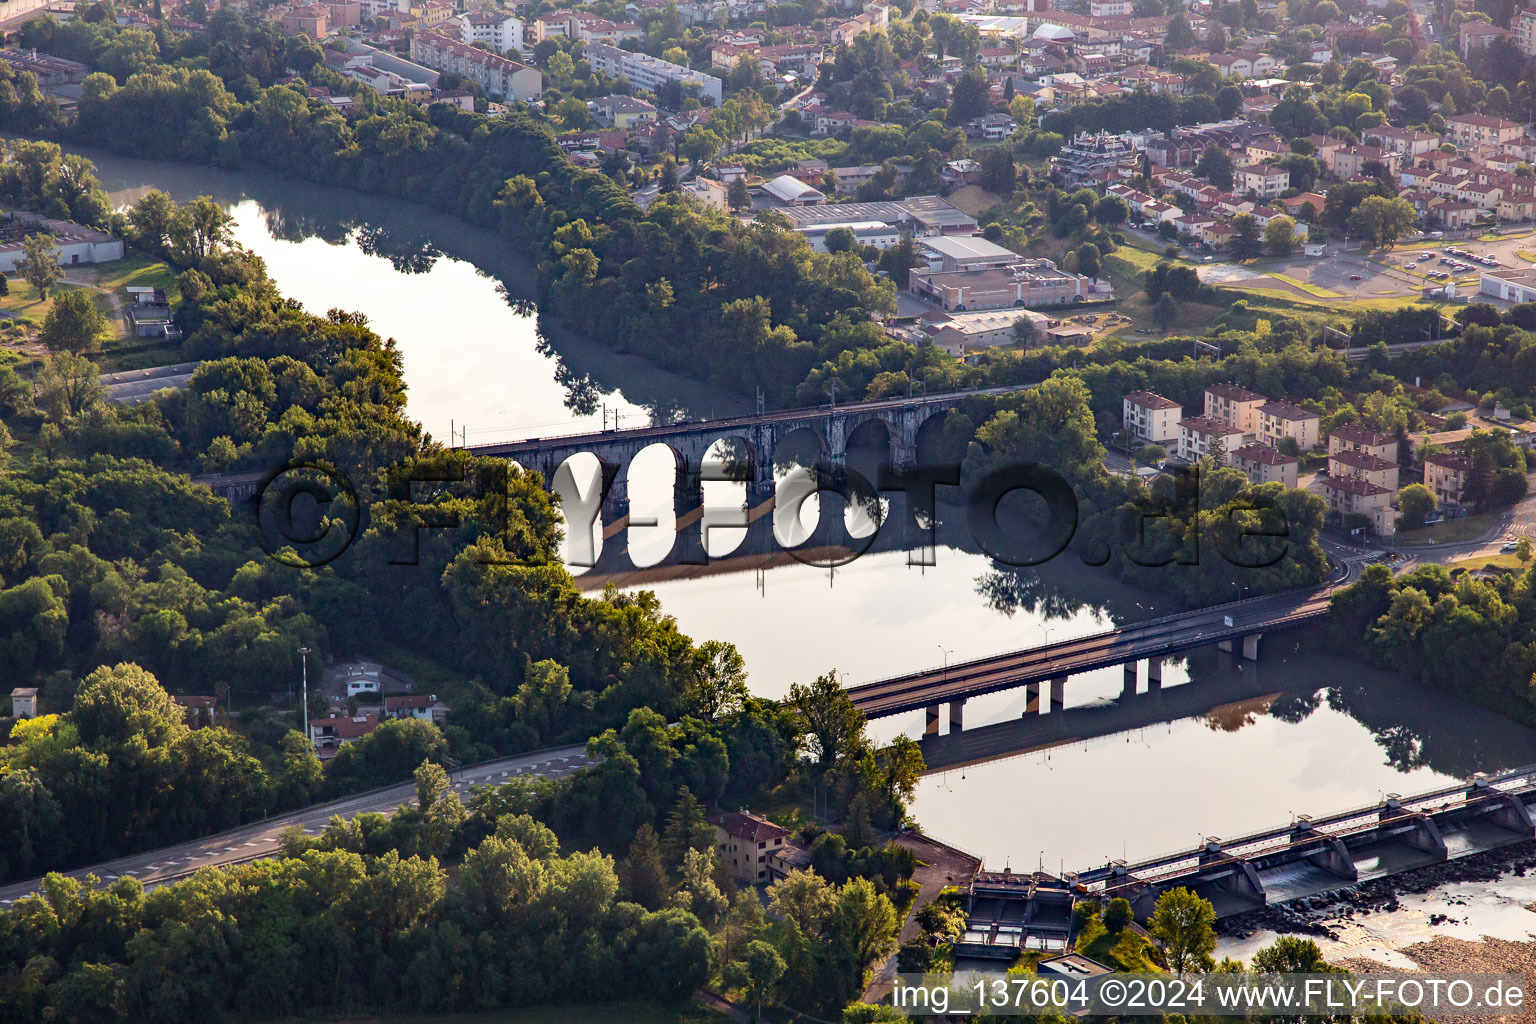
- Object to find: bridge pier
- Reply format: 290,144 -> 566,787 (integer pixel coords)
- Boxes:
1050,676 -> 1066,713
1023,681 -> 1039,715
1147,658 -> 1162,690
950,698 -> 965,732
1122,662 -> 1137,699
925,705 -> 940,736
1242,634 -> 1261,661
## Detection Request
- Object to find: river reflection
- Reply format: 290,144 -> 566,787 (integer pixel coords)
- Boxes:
62,144 -> 1536,874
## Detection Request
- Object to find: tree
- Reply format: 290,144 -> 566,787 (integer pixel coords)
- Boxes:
661,785 -> 716,867
1150,887 -> 1217,975
1264,215 -> 1297,256
40,289 -> 109,354
129,189 -> 177,255
1518,537 -> 1532,564
724,939 -> 786,1024
1154,292 -> 1179,331
1397,482 -> 1435,529
1347,195 -> 1417,247
978,146 -> 1017,196
1104,897 -> 1134,933
1165,12 -> 1196,50
727,176 -> 750,211
1094,194 -> 1128,226
16,232 -> 63,299
823,226 -> 857,253
37,351 -> 103,420
414,759 -> 450,810
1013,315 -> 1039,347
788,671 -> 870,774
684,640 -> 748,720
1074,242 -> 1102,280
659,157 -> 679,193
1136,443 -> 1167,467
621,822 -> 670,909
828,876 -> 900,981
168,196 -> 232,262
1231,213 -> 1263,259
1194,145 -> 1234,191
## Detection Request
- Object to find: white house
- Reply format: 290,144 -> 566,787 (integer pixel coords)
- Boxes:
1123,390 -> 1182,445
0,215 -> 122,272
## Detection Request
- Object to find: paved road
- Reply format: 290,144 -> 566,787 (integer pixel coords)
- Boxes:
0,743 -> 591,905
847,568 -> 1351,719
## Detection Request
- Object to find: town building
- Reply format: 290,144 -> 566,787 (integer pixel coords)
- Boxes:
174,695 -> 216,726
1329,424 -> 1398,462
1481,267 -> 1536,304
908,256 -> 1096,311
583,42 -> 723,105
1237,163 -> 1290,199
1257,400 -> 1320,450
1122,390 -> 1182,445
1205,383 -> 1266,433
0,49 -> 88,86
1053,131 -> 1134,184
709,810 -> 787,884
448,10 -> 524,54
1232,443 -> 1299,488
763,174 -> 826,205
776,196 -> 977,237
1424,452 -> 1473,507
1177,415 -> 1248,464
410,32 -> 542,101
309,713 -> 380,756
922,308 -> 1050,355
1321,476 -> 1396,537
384,694 -> 451,724
1445,114 -> 1525,149
1328,449 -> 1399,491
10,687 -> 38,719
0,213 -> 122,273
591,94 -> 657,129
1519,4 -> 1536,56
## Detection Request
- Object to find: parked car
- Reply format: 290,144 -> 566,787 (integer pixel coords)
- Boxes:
1349,274 -> 1363,280
1502,542 -> 1521,553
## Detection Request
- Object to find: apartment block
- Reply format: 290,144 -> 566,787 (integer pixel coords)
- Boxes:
583,41 -> 723,105
1123,390 -> 1182,445
1424,452 -> 1473,507
1257,400 -> 1320,450
1177,416 -> 1248,464
1204,383 -> 1266,433
1328,423 -> 1398,463
1232,443 -> 1299,488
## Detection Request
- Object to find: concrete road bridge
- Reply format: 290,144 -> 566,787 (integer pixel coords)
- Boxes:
846,567 -> 1350,733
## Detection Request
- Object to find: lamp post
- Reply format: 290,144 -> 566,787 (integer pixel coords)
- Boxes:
299,646 -> 310,742
938,643 -> 952,683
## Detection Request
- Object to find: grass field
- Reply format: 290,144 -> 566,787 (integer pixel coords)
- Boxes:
329,1003 -> 721,1024
1393,511 -> 1502,546
1449,553 -> 1528,571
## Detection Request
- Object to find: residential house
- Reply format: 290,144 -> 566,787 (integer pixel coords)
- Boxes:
1481,266 -> 1536,303
710,810 -> 787,884
174,695 -> 217,726
1459,20 -> 1509,58
309,713 -> 380,756
1363,125 -> 1437,158
1177,415 -> 1248,463
583,42 -> 722,105
591,94 -> 657,129
1232,443 -> 1299,488
384,694 -> 451,724
1424,452 -> 1473,507
1257,400 -> 1320,450
1123,390 -> 1183,444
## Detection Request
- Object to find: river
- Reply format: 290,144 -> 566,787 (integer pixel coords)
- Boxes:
76,147 -> 1536,955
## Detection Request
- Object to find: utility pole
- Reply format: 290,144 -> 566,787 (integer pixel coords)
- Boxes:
299,645 -> 311,741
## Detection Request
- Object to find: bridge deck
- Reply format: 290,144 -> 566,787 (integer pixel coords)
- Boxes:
845,582 -> 1339,719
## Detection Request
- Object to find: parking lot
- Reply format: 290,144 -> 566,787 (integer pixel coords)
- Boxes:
1193,228 -> 1536,305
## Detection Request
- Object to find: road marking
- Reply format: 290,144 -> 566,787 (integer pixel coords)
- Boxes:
244,841 -> 258,847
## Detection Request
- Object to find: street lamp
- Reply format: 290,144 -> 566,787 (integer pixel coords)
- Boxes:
938,643 -> 953,683
299,646 -> 311,742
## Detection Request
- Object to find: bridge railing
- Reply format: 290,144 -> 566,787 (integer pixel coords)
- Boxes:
852,580 -> 1340,694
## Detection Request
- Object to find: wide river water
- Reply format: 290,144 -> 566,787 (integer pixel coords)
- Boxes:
76,147 -> 1536,956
